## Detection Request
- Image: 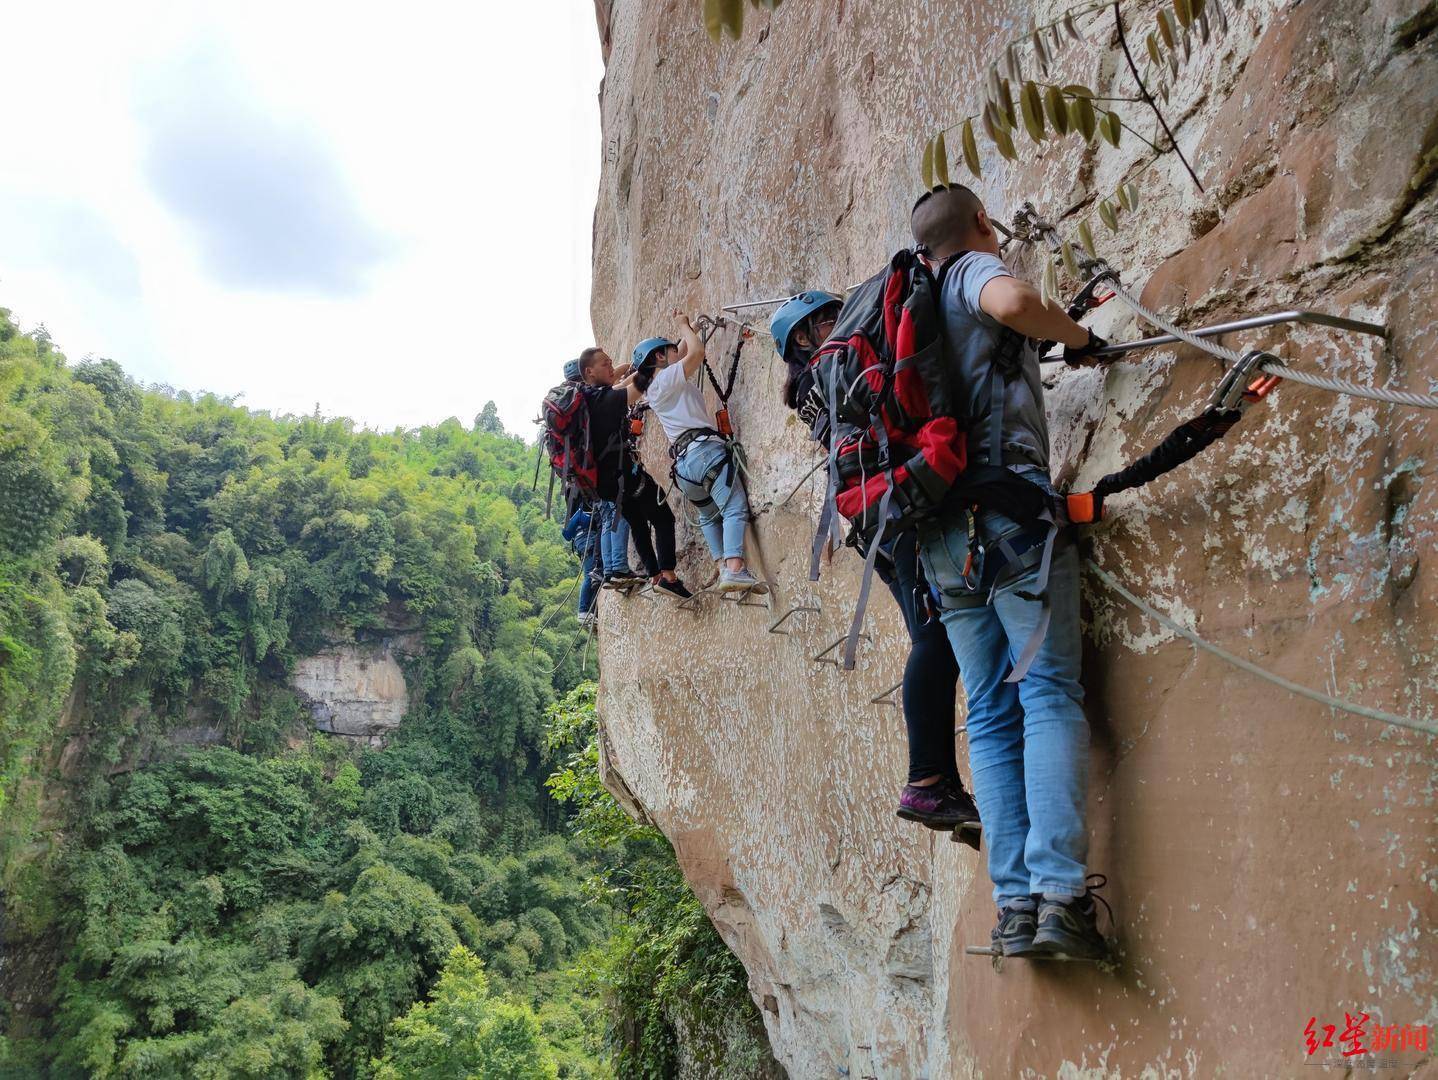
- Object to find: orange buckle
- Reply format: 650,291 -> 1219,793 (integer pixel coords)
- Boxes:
1066,491 -> 1100,525
629,417 -> 644,436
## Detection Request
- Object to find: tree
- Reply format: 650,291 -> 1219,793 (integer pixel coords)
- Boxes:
371,946 -> 558,1080
473,402 -> 505,436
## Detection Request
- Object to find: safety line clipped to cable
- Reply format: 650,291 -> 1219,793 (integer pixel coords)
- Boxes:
1019,206 -> 1438,412
1086,560 -> 1437,738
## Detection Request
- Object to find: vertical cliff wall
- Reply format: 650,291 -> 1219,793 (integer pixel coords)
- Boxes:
589,1 -> 1438,1075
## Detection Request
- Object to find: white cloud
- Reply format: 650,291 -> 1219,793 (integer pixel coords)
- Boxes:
0,0 -> 604,435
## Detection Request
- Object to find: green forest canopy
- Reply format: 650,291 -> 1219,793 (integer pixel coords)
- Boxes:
0,311 -> 769,1078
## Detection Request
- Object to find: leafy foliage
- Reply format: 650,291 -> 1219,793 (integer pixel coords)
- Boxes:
919,0 -> 1246,197
0,312 -> 765,1076
547,686 -> 779,1079
701,0 -> 783,44
0,307 -> 770,1075
372,946 -> 559,1079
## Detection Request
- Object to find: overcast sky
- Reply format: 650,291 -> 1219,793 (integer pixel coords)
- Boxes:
0,1 -> 604,437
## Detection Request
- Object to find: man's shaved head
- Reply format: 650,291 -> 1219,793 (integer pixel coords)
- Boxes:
910,185 -> 994,259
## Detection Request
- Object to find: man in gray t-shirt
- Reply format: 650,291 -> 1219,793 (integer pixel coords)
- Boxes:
940,251 -> 1052,470
909,184 -> 1112,963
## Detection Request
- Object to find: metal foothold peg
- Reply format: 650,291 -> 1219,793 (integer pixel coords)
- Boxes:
869,679 -> 903,707
768,603 -> 821,634
812,633 -> 869,666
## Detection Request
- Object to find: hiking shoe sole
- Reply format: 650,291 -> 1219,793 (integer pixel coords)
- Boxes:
1028,936 -> 1110,962
718,580 -> 768,594
895,808 -> 981,831
948,822 -> 982,852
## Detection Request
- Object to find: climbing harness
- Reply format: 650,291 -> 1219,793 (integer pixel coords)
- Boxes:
661,317 -> 768,601
789,248 -> 1062,676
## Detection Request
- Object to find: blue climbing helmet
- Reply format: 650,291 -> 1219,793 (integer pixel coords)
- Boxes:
562,358 -> 581,382
771,291 -> 844,362
632,337 -> 675,370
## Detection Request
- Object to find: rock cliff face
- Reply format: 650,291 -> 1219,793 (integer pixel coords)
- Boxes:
589,0 -> 1437,1076
289,635 -> 418,745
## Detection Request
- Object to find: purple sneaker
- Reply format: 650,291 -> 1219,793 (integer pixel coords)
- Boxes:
896,778 -> 982,842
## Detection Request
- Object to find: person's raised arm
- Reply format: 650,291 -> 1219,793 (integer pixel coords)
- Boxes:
675,314 -> 705,379
978,276 -> 1090,349
615,371 -> 645,406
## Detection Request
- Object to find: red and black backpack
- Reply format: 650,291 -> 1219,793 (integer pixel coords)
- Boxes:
539,380 -> 599,514
804,248 -> 1055,667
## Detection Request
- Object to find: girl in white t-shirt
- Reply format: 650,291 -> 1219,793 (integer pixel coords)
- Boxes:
618,316 -> 765,593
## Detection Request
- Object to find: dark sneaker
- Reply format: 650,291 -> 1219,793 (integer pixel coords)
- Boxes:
1030,875 -> 1113,962
603,570 -> 643,589
654,578 -> 693,600
895,778 -> 982,834
992,899 -> 1040,957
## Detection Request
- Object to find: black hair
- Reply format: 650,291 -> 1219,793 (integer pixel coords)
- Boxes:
633,348 -> 662,393
778,303 -> 841,410
578,346 -> 605,375
910,184 -> 985,255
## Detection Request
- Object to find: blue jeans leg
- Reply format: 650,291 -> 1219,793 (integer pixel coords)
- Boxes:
577,542 -> 599,614
598,500 -> 632,574
937,535 -> 1089,904
940,598 -> 1030,905
675,440 -> 749,561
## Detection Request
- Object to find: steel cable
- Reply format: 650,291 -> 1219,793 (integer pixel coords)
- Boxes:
1102,277 -> 1438,410
1087,561 -> 1437,737
1026,214 -> 1438,412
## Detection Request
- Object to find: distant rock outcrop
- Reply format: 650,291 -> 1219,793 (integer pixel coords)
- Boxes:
290,636 -> 417,745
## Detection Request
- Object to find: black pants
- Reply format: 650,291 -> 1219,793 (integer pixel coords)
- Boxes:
880,530 -> 961,784
620,469 -> 676,577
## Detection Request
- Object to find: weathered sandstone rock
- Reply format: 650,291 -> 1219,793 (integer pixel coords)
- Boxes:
589,0 -> 1436,1075
290,638 -> 414,744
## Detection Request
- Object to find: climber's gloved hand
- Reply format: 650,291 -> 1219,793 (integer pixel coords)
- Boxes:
1062,328 -> 1108,368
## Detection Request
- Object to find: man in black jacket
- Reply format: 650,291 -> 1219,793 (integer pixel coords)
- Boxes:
578,347 -> 690,599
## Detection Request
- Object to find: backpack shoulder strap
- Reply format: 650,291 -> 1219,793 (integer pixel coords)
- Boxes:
933,248 -> 977,286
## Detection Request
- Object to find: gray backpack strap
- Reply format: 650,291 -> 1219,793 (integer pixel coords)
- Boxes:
842,427 -> 896,670
1003,511 -> 1060,684
987,365 -> 1007,468
809,364 -> 845,581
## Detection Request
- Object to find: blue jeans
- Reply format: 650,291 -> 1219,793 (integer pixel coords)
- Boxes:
597,500 -> 632,574
919,474 -> 1089,904
674,438 -> 748,561
577,540 -> 599,614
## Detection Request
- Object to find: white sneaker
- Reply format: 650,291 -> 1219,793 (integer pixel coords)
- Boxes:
718,567 -> 768,594
578,611 -> 597,630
